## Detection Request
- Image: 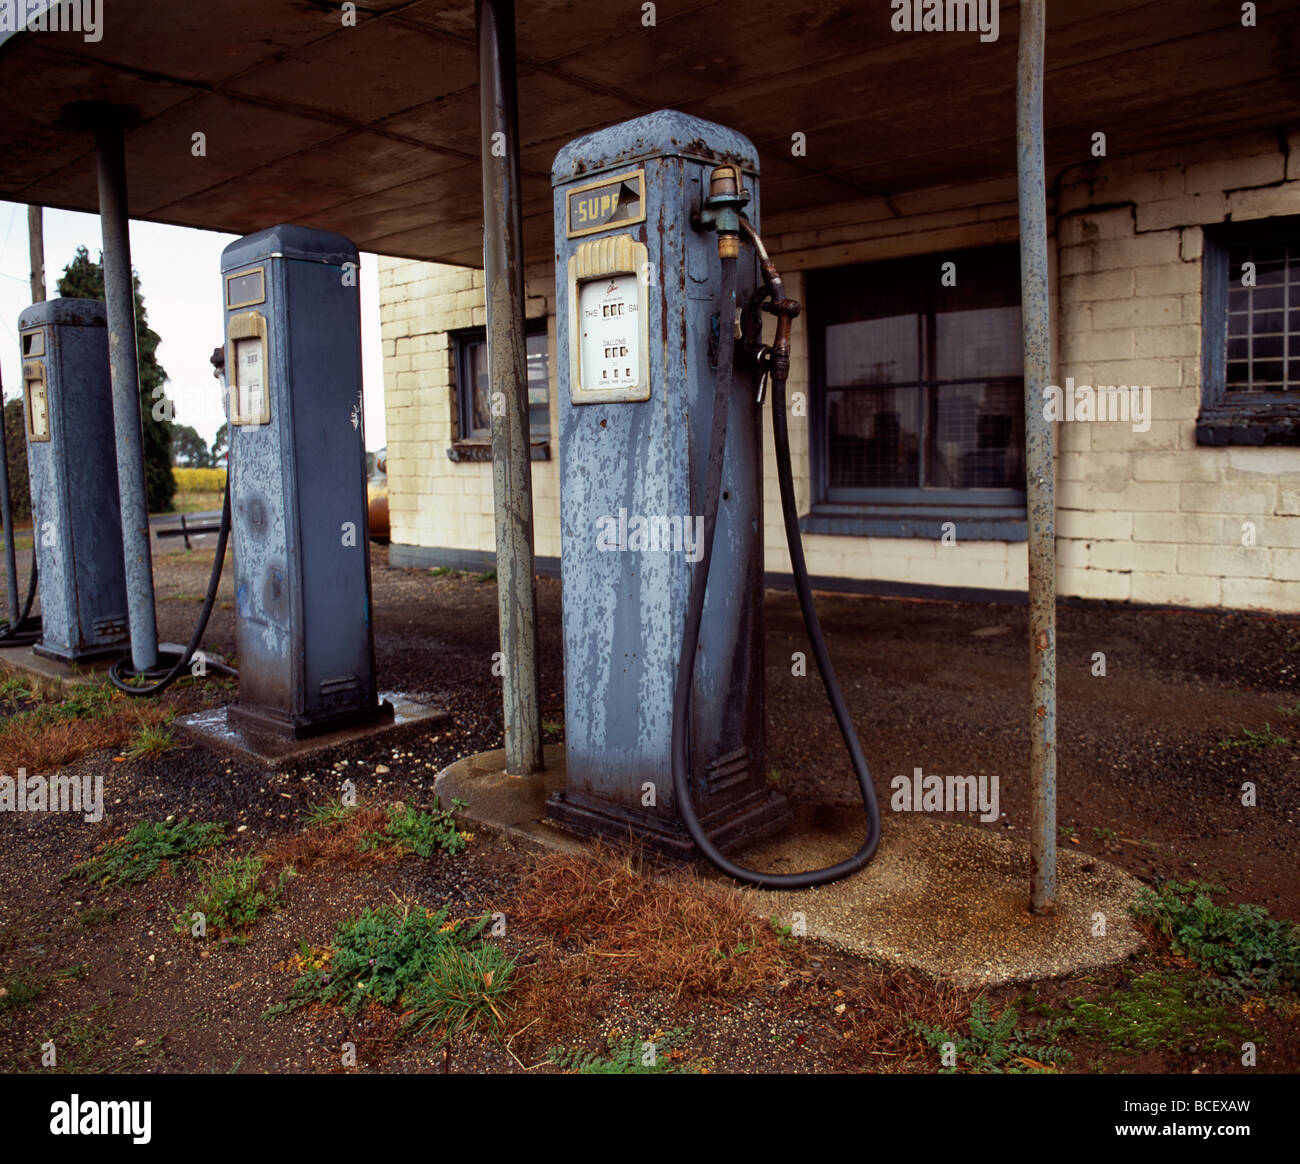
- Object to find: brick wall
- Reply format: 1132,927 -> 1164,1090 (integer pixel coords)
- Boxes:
1055,128 -> 1300,610
379,126 -> 1300,612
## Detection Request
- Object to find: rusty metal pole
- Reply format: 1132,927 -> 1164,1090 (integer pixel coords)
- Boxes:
1017,0 -> 1056,915
94,113 -> 160,673
477,0 -> 543,774
27,205 -> 44,303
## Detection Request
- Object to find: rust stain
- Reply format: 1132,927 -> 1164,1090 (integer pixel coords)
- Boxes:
1034,630 -> 1049,650
1035,704 -> 1047,719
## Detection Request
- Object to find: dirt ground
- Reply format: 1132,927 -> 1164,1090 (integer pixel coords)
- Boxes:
0,543 -> 1296,1074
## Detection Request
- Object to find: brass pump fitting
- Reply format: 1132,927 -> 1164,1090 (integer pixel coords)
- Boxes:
698,162 -> 749,260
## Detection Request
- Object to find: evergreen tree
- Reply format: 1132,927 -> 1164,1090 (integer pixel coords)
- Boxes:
2,398 -> 30,525
57,246 -> 176,512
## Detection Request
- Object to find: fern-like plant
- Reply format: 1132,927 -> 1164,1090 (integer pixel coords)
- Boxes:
911,997 -> 1072,1074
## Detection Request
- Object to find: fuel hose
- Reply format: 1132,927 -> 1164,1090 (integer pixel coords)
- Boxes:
669,250 -> 882,889
108,479 -> 237,696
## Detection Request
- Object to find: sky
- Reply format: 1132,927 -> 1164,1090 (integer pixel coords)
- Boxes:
0,202 -> 387,453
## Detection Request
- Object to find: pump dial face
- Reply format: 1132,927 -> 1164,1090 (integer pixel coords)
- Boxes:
578,274 -> 640,395
233,336 -> 267,425
26,376 -> 49,441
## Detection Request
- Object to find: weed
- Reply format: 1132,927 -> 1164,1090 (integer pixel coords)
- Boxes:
0,969 -> 46,1026
264,904 -> 511,1047
428,566 -> 458,578
1063,971 -> 1254,1053
910,996 -> 1072,1074
66,818 -> 225,886
1132,880 -> 1300,1002
359,799 -> 468,858
474,569 -> 497,583
179,855 -> 293,938
301,800 -> 357,830
127,722 -> 174,758
541,718 -> 564,737
1091,826 -> 1119,843
549,1027 -> 702,1074
77,905 -> 122,927
1217,723 -> 1290,750
0,674 -> 31,702
1278,698 -> 1300,718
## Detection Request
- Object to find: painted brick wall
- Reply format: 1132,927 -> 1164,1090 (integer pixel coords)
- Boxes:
378,126 -> 1300,611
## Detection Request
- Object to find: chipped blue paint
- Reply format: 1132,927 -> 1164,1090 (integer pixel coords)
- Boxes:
17,298 -> 128,663
222,225 -> 387,737
548,112 -> 785,850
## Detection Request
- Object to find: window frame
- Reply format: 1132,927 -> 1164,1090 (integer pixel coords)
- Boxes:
805,247 -> 1029,539
1198,215 -> 1300,446
451,319 -> 552,449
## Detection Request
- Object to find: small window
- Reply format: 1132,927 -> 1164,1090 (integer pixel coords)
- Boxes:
454,323 -> 550,442
1199,215 -> 1300,445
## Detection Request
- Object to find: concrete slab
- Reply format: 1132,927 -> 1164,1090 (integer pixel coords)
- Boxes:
177,691 -> 451,767
0,640 -> 200,688
436,746 -> 1145,987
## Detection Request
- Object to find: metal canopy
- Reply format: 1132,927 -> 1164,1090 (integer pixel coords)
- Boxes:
1,1 -> 1294,266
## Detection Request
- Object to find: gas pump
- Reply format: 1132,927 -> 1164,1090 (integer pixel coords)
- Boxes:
548,111 -> 881,888
16,299 -> 129,662
219,225 -> 390,737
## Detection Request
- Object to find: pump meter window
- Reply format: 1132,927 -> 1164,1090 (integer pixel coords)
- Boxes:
227,312 -> 270,426
567,234 -> 650,404
579,275 -> 640,393
23,363 -> 49,442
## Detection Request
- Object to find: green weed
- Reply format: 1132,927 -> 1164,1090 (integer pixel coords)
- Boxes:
548,1027 -> 702,1074
65,818 -> 225,886
911,996 -> 1072,1074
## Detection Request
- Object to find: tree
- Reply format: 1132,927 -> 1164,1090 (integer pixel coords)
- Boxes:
210,421 -> 228,468
171,424 -> 211,468
57,246 -> 176,513
2,398 -> 31,525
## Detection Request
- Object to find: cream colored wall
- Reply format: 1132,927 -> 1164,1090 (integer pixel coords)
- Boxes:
378,126 -> 1300,611
1052,129 -> 1300,610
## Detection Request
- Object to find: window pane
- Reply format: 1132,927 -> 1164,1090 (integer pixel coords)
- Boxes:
826,387 -> 920,489
826,315 -> 919,386
925,382 -> 1025,489
1226,234 -> 1299,393
463,330 -> 550,439
468,338 -> 491,436
526,332 -> 550,437
935,305 -> 1023,380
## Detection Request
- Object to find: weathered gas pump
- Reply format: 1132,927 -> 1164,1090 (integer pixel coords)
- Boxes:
546,111 -> 789,854
547,111 -> 882,888
220,225 -> 389,737
16,299 -> 129,662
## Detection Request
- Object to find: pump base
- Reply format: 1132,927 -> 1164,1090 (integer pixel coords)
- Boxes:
32,639 -> 129,666
544,785 -> 791,860
227,698 -> 395,741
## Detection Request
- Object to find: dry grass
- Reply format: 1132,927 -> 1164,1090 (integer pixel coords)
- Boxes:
0,691 -> 172,774
261,805 -> 393,874
514,845 -> 796,999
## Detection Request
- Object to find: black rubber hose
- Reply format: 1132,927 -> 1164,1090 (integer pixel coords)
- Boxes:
669,255 -> 881,889
0,547 -> 41,646
108,481 -> 237,695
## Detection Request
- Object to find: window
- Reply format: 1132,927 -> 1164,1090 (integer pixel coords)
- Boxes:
452,322 -> 550,446
1199,215 -> 1300,445
806,246 -> 1026,536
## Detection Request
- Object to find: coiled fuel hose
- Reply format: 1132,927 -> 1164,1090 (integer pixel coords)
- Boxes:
0,549 -> 40,646
109,479 -> 237,695
670,233 -> 882,890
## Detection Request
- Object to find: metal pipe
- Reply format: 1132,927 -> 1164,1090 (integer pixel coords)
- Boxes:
476,0 -> 543,775
94,115 -> 159,673
0,362 -> 18,628
1017,0 -> 1056,915
28,205 -> 44,303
